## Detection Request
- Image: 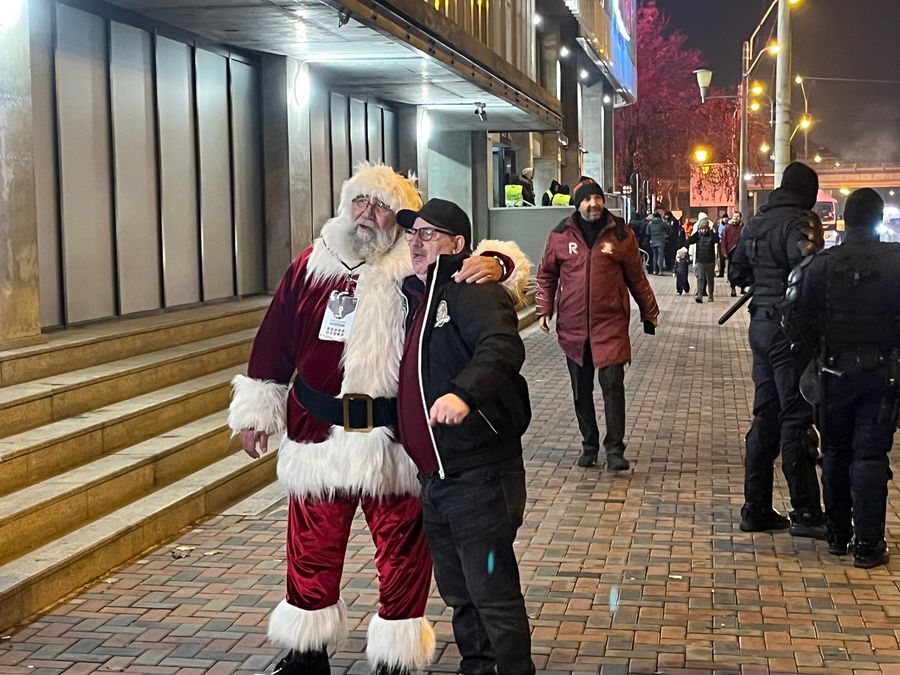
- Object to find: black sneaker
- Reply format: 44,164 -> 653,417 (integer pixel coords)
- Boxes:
789,510 -> 828,540
731,289 -> 737,297
827,531 -> 853,556
695,298 -> 702,304
606,454 -> 630,471
739,505 -> 790,532
271,649 -> 330,675
577,452 -> 598,468
854,540 -> 890,569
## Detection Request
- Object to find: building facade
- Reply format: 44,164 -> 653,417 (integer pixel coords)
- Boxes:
0,0 -> 635,343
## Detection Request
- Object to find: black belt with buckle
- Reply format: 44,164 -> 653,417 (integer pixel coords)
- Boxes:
293,377 -> 396,433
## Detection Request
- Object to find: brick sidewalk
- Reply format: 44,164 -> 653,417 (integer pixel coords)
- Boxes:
3,274 -> 899,675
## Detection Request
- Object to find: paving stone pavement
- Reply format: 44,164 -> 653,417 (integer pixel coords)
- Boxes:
3,274 -> 899,675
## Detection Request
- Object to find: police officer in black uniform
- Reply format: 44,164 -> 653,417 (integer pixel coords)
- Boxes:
730,162 -> 826,538
781,188 -> 894,568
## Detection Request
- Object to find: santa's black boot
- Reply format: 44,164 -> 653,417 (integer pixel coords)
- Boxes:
271,648 -> 330,675
373,664 -> 411,675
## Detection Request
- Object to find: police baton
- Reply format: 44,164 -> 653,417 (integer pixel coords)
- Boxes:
717,287 -> 753,326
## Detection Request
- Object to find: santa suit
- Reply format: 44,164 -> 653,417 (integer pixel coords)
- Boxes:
227,165 -> 433,670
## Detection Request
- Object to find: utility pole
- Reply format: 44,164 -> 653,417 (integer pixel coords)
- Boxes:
773,0 -> 792,186
738,41 -> 750,215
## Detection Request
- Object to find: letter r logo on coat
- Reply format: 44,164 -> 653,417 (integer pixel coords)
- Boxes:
569,242 -> 578,255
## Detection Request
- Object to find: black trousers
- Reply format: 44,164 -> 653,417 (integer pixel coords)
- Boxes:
744,317 -> 822,513
675,267 -> 690,294
566,342 -> 626,456
820,371 -> 894,542
419,455 -> 535,675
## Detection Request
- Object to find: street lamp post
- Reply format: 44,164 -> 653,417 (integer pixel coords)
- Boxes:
739,41 -> 750,216
773,0 -> 793,185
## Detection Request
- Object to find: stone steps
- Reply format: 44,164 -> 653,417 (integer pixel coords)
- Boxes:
0,448 -> 277,632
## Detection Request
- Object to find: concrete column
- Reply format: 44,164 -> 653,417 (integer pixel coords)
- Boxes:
260,55 -> 313,290
426,131 -> 473,213
558,17 -> 581,188
602,91 -> 615,190
0,9 -> 45,348
580,81 -> 604,186
470,132 -> 491,242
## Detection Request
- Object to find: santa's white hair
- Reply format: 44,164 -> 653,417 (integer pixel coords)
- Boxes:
317,162 -> 423,264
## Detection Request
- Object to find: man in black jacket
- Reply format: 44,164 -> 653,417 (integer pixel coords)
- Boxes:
686,216 -> 719,302
730,162 -> 826,538
395,198 -> 535,675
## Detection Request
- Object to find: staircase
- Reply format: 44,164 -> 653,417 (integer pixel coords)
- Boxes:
0,298 -> 274,633
0,289 -> 538,633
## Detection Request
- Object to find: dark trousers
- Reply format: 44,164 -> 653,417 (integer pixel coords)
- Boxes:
651,243 -> 666,274
820,372 -> 894,542
717,249 -> 727,276
566,342 -> 626,457
675,267 -> 690,294
744,317 -> 822,513
695,262 -> 715,300
419,455 -> 534,675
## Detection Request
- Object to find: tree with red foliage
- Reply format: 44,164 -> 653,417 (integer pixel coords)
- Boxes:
614,1 -> 770,209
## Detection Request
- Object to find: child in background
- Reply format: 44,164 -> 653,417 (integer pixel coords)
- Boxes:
674,247 -> 691,296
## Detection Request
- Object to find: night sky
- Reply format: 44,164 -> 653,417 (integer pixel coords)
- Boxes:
654,0 -> 900,164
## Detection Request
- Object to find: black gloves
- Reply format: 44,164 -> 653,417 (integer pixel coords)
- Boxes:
643,319 -> 656,335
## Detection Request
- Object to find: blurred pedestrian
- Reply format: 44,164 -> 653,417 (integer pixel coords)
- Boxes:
720,211 -> 745,296
730,161 -> 826,538
716,212 -> 730,276
781,188 -> 894,568
542,179 -> 561,206
686,216 -> 719,303
673,247 -> 691,296
647,212 -> 668,274
536,179 -> 660,471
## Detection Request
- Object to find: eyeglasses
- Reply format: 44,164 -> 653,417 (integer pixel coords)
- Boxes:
404,226 -> 455,242
351,196 -> 394,216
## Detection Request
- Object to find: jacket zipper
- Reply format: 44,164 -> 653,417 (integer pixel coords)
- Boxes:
417,255 -> 446,479
478,410 -> 499,434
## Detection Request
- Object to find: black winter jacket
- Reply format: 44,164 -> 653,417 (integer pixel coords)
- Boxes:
686,226 -> 719,264
402,253 -> 531,475
730,188 -> 821,314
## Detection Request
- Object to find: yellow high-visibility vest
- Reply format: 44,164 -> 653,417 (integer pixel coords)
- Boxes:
551,193 -> 571,206
504,183 -> 524,207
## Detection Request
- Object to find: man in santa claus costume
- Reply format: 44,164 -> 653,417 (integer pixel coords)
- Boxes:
227,163 -> 525,675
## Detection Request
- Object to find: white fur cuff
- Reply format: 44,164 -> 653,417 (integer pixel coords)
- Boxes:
268,599 -> 348,651
474,239 -> 532,306
366,615 -> 435,670
227,374 -> 288,436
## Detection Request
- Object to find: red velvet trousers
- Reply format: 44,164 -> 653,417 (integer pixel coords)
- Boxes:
286,493 -> 432,619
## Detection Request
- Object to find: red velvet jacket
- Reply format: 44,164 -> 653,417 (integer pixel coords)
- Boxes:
536,212 -> 659,368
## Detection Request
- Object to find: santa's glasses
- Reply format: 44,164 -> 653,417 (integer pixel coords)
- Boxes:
351,196 -> 394,217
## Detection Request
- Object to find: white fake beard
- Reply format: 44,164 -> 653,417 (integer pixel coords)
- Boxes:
346,216 -> 400,261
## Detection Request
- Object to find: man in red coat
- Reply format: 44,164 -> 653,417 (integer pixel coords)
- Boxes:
227,163 -> 513,675
536,179 -> 660,471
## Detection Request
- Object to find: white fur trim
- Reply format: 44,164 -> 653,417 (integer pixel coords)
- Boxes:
267,599 -> 348,651
339,162 -> 422,219
227,374 -> 288,435
277,432 -> 419,500
366,615 -> 435,670
473,239 -> 532,306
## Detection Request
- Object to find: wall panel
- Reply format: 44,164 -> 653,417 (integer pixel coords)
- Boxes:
230,60 -> 265,296
366,104 -> 383,163
383,108 -> 398,171
29,0 -> 62,327
195,49 -> 234,301
110,21 -> 161,314
309,83 -> 332,234
330,92 -> 349,209
349,97 -> 366,168
55,4 -> 116,323
156,37 -> 200,307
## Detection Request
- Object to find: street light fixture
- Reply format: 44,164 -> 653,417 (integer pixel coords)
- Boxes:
813,153 -> 822,163
760,142 -> 771,153
751,82 -> 765,96
694,147 -> 710,163
694,69 -> 713,103
750,100 -> 762,112
799,115 -> 812,129
767,41 -> 782,54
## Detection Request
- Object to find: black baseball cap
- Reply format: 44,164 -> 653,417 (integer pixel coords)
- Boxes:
397,198 -> 472,249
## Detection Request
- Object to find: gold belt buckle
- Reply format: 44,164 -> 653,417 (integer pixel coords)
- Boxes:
342,393 -> 374,432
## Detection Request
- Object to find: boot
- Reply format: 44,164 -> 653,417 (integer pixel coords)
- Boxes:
739,505 -> 790,532
576,451 -> 598,468
854,540 -> 890,569
373,664 -> 411,675
271,648 -> 330,675
606,453 -> 630,471
827,530 -> 853,556
789,510 -> 827,540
